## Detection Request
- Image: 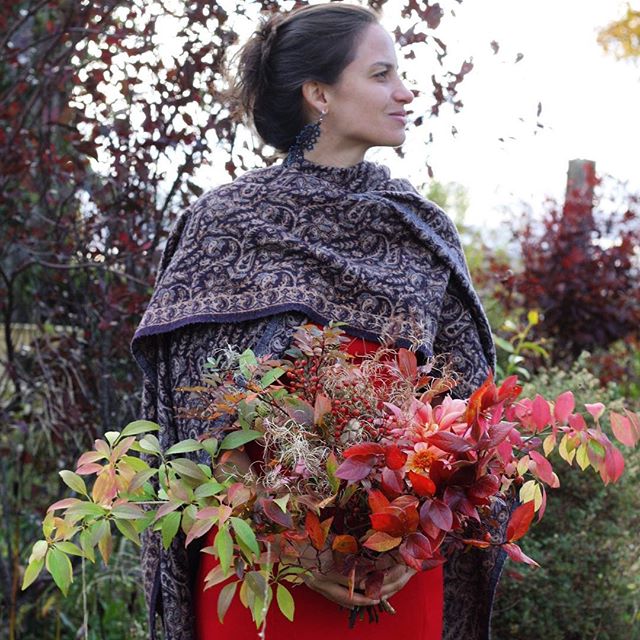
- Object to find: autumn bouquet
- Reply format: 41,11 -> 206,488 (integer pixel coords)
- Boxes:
23,324 -> 640,630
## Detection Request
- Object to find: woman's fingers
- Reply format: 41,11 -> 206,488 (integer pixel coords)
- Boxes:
378,565 -> 416,599
303,572 -> 380,609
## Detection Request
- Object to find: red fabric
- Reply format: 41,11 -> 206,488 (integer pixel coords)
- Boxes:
195,328 -> 443,639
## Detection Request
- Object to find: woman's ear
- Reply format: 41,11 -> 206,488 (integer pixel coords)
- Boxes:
301,80 -> 330,122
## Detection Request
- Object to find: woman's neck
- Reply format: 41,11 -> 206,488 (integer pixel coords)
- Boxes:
302,137 -> 369,168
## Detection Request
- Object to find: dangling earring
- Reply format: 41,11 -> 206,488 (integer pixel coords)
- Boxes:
284,110 -> 327,167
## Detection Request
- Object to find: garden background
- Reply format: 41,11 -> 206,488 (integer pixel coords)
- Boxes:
1,0 -> 639,638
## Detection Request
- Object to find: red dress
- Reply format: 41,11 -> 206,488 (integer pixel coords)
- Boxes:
195,331 -> 444,639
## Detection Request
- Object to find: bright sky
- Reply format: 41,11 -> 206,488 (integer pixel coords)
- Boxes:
369,0 -> 640,229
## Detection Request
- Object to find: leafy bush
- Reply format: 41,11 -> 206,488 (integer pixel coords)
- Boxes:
503,177 -> 640,362
492,356 -> 640,640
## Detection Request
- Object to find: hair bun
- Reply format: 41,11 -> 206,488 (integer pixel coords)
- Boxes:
256,14 -> 285,66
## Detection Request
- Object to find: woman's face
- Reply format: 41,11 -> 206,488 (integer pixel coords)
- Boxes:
318,23 -> 415,159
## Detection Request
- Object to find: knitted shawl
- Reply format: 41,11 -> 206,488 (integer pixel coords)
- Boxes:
132,157 -> 495,371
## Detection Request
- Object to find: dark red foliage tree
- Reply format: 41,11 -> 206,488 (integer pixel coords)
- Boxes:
505,173 -> 640,362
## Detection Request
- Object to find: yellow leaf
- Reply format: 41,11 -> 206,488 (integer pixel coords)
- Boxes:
517,455 -> 530,477
543,434 -> 556,456
558,434 -> 576,464
519,479 -> 537,504
576,443 -> 590,471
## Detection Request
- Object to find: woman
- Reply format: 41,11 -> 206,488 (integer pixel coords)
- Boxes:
132,4 -> 506,639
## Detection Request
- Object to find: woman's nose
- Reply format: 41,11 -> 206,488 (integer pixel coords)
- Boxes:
395,80 -> 414,104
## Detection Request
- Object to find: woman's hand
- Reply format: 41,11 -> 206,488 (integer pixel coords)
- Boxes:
378,564 -> 416,600
294,541 -> 415,608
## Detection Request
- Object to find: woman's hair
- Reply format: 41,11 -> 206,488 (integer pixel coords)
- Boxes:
230,3 -> 379,153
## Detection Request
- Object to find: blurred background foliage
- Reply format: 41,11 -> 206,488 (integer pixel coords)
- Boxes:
1,1 -> 639,639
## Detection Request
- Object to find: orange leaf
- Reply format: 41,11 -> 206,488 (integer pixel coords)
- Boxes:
332,534 -> 358,554
362,531 -> 402,552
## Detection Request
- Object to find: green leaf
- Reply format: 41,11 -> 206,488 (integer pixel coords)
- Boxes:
114,519 -> 141,546
588,439 -> 606,458
217,581 -> 238,623
273,494 -> 290,513
220,430 -> 262,451
260,367 -> 285,389
111,503 -> 146,520
54,541 -> 84,557
493,335 -> 515,353
119,455 -> 148,472
194,481 -> 226,499
22,558 -> 45,591
161,511 -> 182,550
230,517 -> 260,557
120,420 -> 160,438
214,525 -> 234,574
29,540 -> 49,563
276,583 -> 295,621
104,431 -> 120,446
59,470 -> 88,497
165,439 -> 203,456
138,434 -> 162,455
128,469 -> 158,493
201,438 -> 218,459
79,529 -> 95,563
67,502 -> 108,518
45,547 -> 73,596
238,348 -> 258,379
170,458 -> 208,481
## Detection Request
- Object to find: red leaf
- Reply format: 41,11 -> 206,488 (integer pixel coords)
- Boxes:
367,489 -> 390,514
332,534 -> 358,554
529,451 -> 558,487
381,467 -> 404,496
398,348 -> 417,379
506,501 -> 536,542
611,411 -> 639,447
314,393 -> 332,426
362,531 -> 402,552
427,431 -> 474,454
531,395 -> 552,432
419,498 -> 453,532
503,542 -> 540,567
342,443 -> 385,458
554,391 -> 574,423
602,442 -> 625,484
481,422 -> 516,449
464,373 -> 497,423
399,532 -> 432,570
335,457 -> 373,482
497,376 -> 522,403
467,474 -> 500,503
305,511 -> 326,550
370,510 -> 405,537
407,471 -> 436,497
261,498 -> 294,529
384,444 -> 407,470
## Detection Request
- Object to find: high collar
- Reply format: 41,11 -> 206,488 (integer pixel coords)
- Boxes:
281,156 -> 391,192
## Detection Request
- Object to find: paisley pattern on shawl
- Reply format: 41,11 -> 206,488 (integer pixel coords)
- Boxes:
132,157 -> 495,373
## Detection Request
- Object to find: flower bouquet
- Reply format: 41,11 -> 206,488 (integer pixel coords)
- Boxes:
22,323 -> 640,630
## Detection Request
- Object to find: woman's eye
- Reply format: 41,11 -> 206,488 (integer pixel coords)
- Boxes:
375,71 -> 388,79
